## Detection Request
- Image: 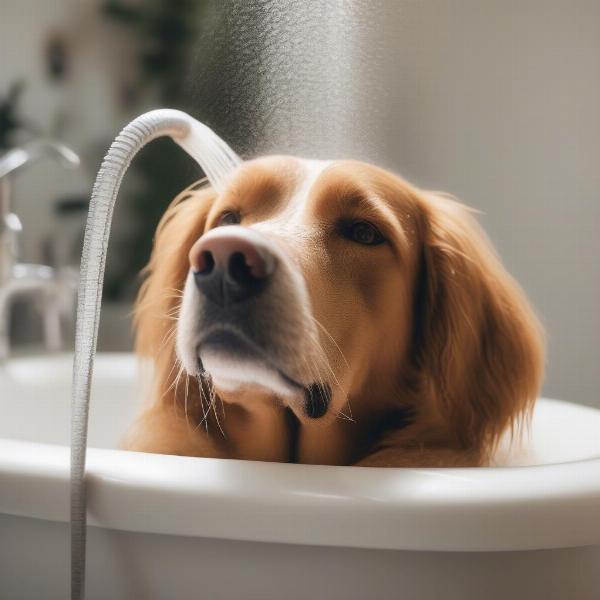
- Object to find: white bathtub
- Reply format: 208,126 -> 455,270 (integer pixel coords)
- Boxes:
1,353 -> 599,600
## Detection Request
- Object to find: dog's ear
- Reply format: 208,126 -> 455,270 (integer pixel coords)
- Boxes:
411,193 -> 544,461
134,182 -> 216,361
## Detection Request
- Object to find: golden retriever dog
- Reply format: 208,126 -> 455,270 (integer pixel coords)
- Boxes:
122,157 -> 544,467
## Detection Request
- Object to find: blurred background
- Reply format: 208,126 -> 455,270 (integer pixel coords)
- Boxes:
0,0 -> 598,408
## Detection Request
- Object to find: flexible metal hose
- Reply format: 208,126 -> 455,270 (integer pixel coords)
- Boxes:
70,109 -> 240,600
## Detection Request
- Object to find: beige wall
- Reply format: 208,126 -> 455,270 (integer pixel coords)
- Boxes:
0,0 -> 136,262
372,0 -> 599,407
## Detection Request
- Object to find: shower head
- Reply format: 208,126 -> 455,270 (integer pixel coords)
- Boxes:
0,139 -> 80,179
106,108 -> 242,193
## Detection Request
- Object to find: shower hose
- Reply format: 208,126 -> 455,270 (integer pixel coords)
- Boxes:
70,109 -> 240,600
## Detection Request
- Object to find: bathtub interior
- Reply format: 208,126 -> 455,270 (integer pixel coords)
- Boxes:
1,352 -> 600,466
0,353 -> 140,449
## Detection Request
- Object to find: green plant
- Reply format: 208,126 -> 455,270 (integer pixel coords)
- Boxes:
0,81 -> 31,150
101,0 -> 205,300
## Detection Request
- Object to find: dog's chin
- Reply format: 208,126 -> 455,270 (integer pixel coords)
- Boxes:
187,326 -> 305,400
178,327 -> 333,420
199,350 -> 304,399
199,351 -> 334,422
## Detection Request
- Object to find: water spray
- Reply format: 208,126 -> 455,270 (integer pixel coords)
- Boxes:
70,109 -> 241,600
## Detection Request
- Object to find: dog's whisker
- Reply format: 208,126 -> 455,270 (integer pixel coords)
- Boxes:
336,404 -> 356,423
195,374 -> 219,434
199,371 -> 224,437
210,387 -> 225,437
344,395 -> 355,421
172,362 -> 187,413
135,291 -> 183,314
160,358 -> 183,401
161,287 -> 185,298
303,349 -> 350,421
309,315 -> 350,370
183,373 -> 192,432
305,339 -> 350,416
161,360 -> 185,417
304,325 -> 354,418
219,394 -> 227,421
194,376 -> 210,430
336,412 -> 352,422
156,325 -> 177,354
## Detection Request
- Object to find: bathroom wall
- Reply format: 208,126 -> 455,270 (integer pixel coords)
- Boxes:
370,0 -> 600,408
2,1 -> 598,408
0,0 -> 137,261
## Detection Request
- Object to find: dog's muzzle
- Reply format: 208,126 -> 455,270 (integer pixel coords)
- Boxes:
179,226 -> 329,418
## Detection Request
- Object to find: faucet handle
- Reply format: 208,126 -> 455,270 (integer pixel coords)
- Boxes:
2,211 -> 22,234
0,139 -> 80,179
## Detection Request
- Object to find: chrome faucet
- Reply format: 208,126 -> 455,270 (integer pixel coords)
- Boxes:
0,139 -> 80,359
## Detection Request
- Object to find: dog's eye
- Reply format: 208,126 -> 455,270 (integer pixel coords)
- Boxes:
339,220 -> 385,246
217,211 -> 241,226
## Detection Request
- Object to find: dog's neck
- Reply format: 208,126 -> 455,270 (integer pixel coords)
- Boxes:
294,380 -> 408,465
208,380 -> 402,465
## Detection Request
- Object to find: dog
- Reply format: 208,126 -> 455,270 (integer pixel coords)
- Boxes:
122,156 -> 544,467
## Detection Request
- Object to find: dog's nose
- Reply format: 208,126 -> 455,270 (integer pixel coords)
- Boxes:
189,227 -> 276,305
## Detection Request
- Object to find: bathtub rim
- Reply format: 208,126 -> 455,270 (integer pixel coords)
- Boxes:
1,434 -> 599,553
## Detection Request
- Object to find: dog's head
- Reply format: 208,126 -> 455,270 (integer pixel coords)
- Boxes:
136,156 -> 544,461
